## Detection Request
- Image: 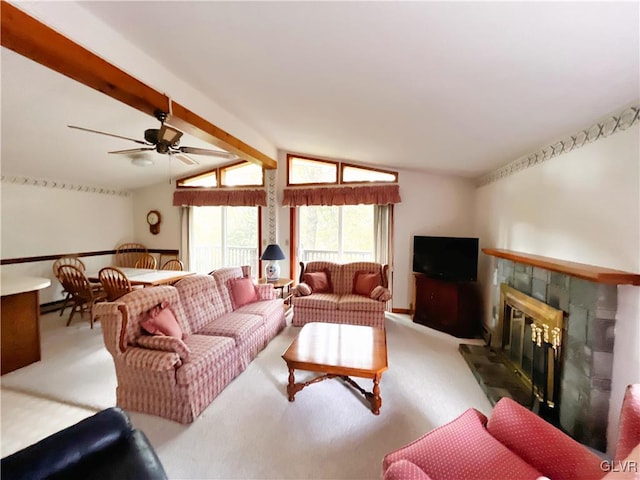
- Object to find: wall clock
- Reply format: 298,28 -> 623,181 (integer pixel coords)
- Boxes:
146,210 -> 161,235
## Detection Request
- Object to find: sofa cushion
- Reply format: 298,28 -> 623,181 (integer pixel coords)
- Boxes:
198,312 -> 264,345
236,300 -> 284,324
174,275 -> 226,333
303,261 -> 341,293
382,408 -> 545,480
292,293 -> 340,311
303,271 -> 332,293
353,270 -> 381,296
337,293 -> 386,312
176,334 -> 236,386
228,277 -> 259,309
210,267 -> 245,314
337,262 -> 384,294
487,397 -> 603,480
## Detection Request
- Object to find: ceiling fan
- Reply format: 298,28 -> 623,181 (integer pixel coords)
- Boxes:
68,109 -> 238,166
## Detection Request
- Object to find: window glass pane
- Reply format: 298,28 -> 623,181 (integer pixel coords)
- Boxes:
342,205 -> 374,261
342,165 -> 396,183
190,206 -> 258,275
289,157 -> 337,184
178,170 -> 217,187
221,163 -> 263,186
299,206 -> 339,262
298,205 -> 374,263
225,207 -> 259,269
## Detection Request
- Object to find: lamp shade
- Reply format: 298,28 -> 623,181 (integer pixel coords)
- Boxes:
261,244 -> 285,261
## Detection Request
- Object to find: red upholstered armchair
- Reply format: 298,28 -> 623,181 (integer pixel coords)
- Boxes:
383,384 -> 640,480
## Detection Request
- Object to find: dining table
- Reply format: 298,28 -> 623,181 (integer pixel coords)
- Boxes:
87,267 -> 196,287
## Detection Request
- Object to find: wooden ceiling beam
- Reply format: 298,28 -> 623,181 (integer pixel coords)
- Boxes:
0,1 -> 277,169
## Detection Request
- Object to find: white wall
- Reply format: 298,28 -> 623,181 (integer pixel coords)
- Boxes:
132,182 -> 181,250
1,182 -> 134,303
393,170 -> 477,309
474,125 -> 640,454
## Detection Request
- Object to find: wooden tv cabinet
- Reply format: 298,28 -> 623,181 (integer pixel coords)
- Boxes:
412,273 -> 480,338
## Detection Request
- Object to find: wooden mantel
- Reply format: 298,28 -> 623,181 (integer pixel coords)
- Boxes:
482,249 -> 640,286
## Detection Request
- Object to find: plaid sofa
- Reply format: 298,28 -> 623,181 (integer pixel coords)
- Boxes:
93,267 -> 285,424
291,261 -> 391,328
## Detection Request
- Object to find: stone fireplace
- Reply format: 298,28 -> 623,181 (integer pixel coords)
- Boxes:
460,249 -> 638,452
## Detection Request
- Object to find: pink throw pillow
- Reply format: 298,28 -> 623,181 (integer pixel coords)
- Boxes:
303,271 -> 331,293
141,303 -> 183,339
229,277 -> 258,309
353,271 -> 381,296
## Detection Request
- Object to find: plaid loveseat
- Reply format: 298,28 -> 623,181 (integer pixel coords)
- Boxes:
291,261 -> 391,328
94,267 -> 285,424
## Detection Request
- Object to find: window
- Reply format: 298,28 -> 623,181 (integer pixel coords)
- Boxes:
288,154 -> 398,185
177,161 -> 263,188
298,205 -> 374,263
190,206 -> 259,275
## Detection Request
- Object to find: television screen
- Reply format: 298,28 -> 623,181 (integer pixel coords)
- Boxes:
412,236 -> 479,282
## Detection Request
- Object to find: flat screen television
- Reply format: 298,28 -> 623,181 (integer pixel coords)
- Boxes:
412,236 -> 479,282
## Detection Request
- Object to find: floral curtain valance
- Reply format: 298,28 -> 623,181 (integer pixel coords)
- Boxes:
173,188 -> 267,207
282,184 -> 401,207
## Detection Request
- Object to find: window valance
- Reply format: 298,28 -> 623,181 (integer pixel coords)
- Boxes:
173,188 -> 267,207
282,184 -> 401,207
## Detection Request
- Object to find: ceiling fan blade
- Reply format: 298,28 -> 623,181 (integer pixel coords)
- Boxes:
68,125 -> 150,145
178,146 -> 238,159
109,147 -> 155,154
171,152 -> 199,166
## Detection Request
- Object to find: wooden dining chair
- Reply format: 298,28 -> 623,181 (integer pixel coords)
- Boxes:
161,259 -> 184,271
115,242 -> 148,268
98,267 -> 134,301
57,264 -> 106,328
53,256 -> 91,317
135,253 -> 157,269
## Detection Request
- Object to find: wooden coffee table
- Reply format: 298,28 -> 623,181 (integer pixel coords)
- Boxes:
281,322 -> 388,414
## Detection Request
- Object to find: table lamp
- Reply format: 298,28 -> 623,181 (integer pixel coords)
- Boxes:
261,244 -> 285,281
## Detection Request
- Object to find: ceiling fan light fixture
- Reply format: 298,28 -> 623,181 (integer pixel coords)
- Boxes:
158,125 -> 183,145
131,157 -> 154,167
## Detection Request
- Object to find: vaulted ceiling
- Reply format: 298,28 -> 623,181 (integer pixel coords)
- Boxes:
2,1 -> 638,190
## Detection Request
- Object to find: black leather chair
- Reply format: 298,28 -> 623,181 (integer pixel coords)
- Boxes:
1,407 -> 167,480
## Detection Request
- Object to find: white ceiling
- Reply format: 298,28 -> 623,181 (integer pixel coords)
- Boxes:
2,1 -> 638,190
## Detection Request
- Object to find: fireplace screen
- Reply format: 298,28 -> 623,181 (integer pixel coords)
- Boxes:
499,284 -> 564,411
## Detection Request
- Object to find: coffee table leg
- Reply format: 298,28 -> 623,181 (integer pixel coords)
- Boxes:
371,374 -> 382,415
287,367 -> 297,401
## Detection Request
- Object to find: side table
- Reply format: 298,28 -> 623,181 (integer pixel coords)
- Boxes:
259,278 -> 294,310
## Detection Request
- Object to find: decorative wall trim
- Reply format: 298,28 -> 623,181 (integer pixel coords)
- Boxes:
0,248 -> 179,265
266,169 -> 277,244
476,106 -> 640,186
1,175 -> 131,197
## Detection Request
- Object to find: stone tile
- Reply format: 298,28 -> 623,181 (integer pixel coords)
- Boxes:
547,284 -> 569,311
588,317 -> 616,353
533,267 -> 550,282
514,272 -> 532,295
550,272 -> 571,289
531,278 -> 547,302
567,305 -> 588,343
591,352 -> 613,380
498,260 -> 514,280
595,284 -> 618,319
569,278 -> 598,310
514,263 -> 532,275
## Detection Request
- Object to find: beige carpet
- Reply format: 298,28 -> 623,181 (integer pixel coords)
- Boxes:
1,312 -> 492,479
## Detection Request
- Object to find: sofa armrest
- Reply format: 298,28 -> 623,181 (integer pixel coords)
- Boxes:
1,408 -> 168,480
487,397 -> 604,480
384,460 -> 433,480
255,283 -> 278,300
137,335 -> 191,363
124,347 -> 182,370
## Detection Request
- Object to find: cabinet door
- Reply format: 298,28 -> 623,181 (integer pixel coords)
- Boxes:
427,279 -> 458,326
